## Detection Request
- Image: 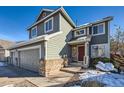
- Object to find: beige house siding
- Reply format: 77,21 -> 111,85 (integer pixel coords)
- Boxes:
47,13 -> 73,59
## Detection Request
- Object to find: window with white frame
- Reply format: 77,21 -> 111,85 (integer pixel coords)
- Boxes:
72,46 -> 77,61
92,23 -> 104,35
75,29 -> 86,36
91,44 -> 105,58
31,27 -> 37,38
44,18 -> 53,33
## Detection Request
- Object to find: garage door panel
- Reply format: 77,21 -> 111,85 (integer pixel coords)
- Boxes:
20,49 -> 40,72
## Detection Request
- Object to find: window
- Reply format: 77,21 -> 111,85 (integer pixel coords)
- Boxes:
93,26 -> 98,34
44,18 -> 53,33
91,44 -> 105,58
92,23 -> 104,35
75,29 -> 86,36
31,27 -> 37,38
72,46 -> 77,61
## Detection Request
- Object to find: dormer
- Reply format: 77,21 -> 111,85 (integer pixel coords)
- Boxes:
27,7 -> 76,39
36,9 -> 54,22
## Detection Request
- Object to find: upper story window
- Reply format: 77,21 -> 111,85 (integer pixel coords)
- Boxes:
75,29 -> 86,37
92,23 -> 105,36
31,26 -> 37,38
44,17 -> 53,33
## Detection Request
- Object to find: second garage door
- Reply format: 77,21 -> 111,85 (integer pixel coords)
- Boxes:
19,49 -> 40,72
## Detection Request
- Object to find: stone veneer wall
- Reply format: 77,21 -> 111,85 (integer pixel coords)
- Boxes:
39,59 -> 65,77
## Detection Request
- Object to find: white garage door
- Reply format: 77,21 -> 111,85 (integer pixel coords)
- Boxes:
19,49 -> 40,72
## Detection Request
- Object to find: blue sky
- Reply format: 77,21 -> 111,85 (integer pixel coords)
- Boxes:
0,6 -> 124,41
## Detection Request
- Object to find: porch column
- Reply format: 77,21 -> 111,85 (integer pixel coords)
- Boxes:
83,42 -> 89,68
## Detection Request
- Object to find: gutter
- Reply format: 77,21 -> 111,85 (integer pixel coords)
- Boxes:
72,16 -> 113,31
8,31 -> 63,50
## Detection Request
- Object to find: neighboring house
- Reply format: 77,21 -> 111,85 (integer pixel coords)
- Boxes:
0,39 -> 14,62
9,7 -> 113,76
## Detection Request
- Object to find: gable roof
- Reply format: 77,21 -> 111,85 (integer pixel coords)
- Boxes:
36,8 -> 54,22
27,7 -> 76,30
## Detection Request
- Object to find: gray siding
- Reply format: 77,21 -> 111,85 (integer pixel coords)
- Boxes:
90,22 -> 108,44
37,11 -> 52,21
47,13 -> 73,59
89,21 -> 109,58
29,13 -> 60,39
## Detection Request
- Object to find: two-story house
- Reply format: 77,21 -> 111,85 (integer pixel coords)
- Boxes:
9,7 -> 113,77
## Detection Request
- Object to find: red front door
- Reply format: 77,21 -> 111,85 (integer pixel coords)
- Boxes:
78,46 -> 85,61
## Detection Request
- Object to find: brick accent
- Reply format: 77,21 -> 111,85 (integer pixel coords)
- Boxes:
39,59 -> 66,77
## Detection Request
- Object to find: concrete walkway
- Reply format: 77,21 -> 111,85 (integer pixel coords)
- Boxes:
0,71 -> 74,87
26,71 -> 74,87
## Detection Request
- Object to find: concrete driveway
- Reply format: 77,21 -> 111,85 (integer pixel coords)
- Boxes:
0,62 -> 74,87
0,62 -> 39,77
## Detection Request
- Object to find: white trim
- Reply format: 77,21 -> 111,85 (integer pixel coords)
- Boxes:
31,26 -> 37,38
18,45 -> 41,59
36,9 -> 54,22
72,17 -> 113,31
44,17 -> 53,33
92,23 -> 105,36
91,43 -> 109,58
47,31 -> 63,39
9,31 -> 63,49
75,28 -> 86,37
87,27 -> 89,35
44,41 -> 47,60
71,46 -> 78,62
108,21 -> 110,58
27,7 -> 75,30
60,7 -> 76,27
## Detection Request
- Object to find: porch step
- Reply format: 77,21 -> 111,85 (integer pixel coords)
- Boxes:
60,67 -> 84,74
68,62 -> 83,67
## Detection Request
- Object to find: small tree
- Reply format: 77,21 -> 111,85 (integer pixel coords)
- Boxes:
114,26 -> 122,53
111,25 -> 124,55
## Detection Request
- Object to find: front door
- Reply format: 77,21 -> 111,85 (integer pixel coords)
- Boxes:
78,46 -> 85,61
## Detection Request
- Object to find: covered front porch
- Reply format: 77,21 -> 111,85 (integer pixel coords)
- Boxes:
67,36 -> 91,68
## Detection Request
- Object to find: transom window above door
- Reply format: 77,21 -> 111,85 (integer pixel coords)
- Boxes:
92,23 -> 105,35
75,29 -> 86,36
44,17 -> 53,33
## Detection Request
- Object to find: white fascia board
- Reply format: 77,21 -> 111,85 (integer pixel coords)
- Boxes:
60,7 -> 76,27
27,8 -> 61,30
27,7 -> 76,30
9,31 -> 62,49
35,9 -> 54,22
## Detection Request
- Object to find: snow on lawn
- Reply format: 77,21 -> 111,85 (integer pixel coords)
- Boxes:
0,62 -> 7,67
79,70 -> 124,87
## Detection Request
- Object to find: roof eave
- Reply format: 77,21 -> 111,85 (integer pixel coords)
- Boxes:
72,16 -> 113,31
27,7 -> 76,30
